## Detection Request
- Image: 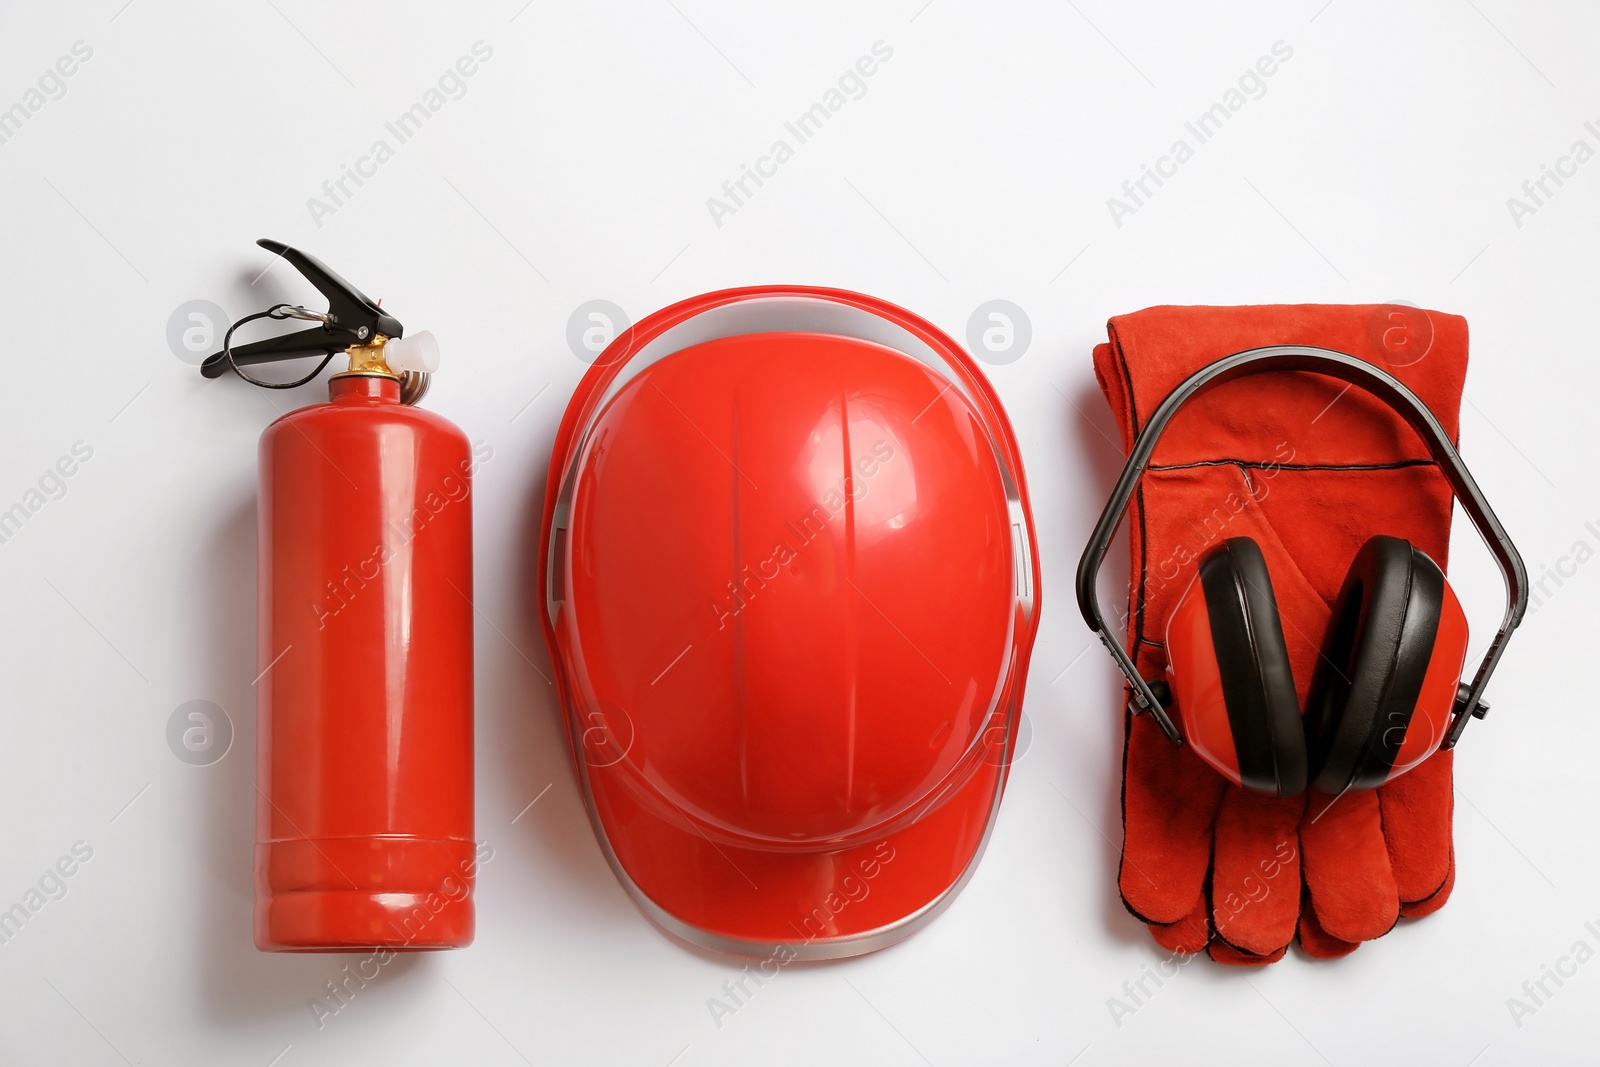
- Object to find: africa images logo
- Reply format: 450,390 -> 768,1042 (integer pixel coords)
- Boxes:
1106,40 -> 1294,227
305,41 -> 495,228
705,41 -> 894,228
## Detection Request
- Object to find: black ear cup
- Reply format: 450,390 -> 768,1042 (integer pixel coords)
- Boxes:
1198,538 -> 1308,797
1305,536 -> 1445,795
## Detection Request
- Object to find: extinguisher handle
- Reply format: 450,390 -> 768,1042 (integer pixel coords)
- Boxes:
200,323 -> 348,378
200,238 -> 407,378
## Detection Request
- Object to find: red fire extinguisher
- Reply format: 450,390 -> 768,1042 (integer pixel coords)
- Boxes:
203,240 -> 477,951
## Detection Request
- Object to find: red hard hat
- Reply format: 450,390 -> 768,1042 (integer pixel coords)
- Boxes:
539,287 -> 1040,958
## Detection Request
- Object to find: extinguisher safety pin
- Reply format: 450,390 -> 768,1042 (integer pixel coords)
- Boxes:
269,304 -> 332,324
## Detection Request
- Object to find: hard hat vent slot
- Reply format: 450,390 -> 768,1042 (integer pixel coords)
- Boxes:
551,527 -> 568,602
1011,520 -> 1032,606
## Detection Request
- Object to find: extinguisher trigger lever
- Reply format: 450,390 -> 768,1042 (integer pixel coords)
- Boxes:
255,238 -> 404,342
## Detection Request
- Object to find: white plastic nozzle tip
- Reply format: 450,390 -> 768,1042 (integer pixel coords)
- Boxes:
386,330 -> 439,373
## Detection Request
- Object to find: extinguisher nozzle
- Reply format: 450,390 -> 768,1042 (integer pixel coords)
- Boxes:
386,330 -> 440,374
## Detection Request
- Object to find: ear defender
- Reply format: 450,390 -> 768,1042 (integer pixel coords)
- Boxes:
1079,350 -> 1527,803
1164,535 -> 1470,798
1164,538 -> 1307,797
1304,535 -> 1469,795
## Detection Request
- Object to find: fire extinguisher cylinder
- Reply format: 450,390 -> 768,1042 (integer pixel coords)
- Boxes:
254,365 -> 477,951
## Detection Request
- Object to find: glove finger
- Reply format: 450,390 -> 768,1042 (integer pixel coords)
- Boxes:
1301,789 -> 1399,942
1209,789 -> 1303,956
1147,898 -> 1209,955
1399,850 -> 1455,919
1297,890 -> 1360,959
1207,940 -> 1288,966
1379,748 -> 1454,907
1121,711 -> 1226,925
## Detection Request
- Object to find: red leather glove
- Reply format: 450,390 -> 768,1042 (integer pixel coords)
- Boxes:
1094,304 -> 1465,963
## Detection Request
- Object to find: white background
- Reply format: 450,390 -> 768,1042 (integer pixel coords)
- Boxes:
0,1 -> 1595,1064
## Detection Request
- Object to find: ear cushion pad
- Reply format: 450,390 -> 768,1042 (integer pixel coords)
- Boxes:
1197,538 -> 1307,797
1305,536 -> 1445,795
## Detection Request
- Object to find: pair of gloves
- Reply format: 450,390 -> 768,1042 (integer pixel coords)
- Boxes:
1092,305 -> 1465,963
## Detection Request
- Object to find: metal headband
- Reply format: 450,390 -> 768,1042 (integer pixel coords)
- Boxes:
1074,345 -> 1528,749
